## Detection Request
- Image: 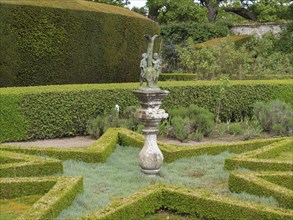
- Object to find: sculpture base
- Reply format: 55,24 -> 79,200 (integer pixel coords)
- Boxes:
133,88 -> 169,176
140,168 -> 160,175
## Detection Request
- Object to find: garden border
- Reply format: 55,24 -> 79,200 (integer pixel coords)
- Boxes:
225,138 -> 293,171
79,184 -> 293,220
0,150 -> 63,177
229,171 -> 293,209
0,176 -> 83,220
0,128 -> 285,163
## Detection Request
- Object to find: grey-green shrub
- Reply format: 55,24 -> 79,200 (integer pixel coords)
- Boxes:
253,100 -> 293,136
87,108 -> 120,138
167,104 -> 215,142
87,106 -> 141,138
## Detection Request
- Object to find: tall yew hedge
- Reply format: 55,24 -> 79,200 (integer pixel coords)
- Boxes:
0,0 -> 160,87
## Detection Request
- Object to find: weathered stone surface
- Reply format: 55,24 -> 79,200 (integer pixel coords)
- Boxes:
133,89 -> 169,175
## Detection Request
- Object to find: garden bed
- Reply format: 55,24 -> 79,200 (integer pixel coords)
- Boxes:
0,128 -> 292,219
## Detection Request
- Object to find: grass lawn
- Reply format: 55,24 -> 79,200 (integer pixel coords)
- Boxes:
0,195 -> 43,220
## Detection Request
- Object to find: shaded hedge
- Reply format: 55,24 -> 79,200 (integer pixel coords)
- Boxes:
160,73 -> 293,81
0,0 -> 160,87
0,80 -> 292,142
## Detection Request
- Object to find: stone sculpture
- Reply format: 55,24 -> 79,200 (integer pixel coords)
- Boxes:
133,34 -> 169,175
140,35 -> 161,89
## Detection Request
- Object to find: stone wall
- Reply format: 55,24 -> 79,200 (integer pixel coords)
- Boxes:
230,22 -> 292,37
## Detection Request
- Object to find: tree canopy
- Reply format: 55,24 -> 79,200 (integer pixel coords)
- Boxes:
146,0 -> 293,23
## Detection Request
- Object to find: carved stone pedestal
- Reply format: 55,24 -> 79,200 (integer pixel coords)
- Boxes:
133,89 -> 169,175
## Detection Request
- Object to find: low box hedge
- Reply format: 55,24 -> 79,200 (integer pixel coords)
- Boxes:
225,138 -> 293,171
79,184 -> 293,220
118,127 -> 284,162
0,128 -> 284,163
0,128 -> 119,163
229,171 -> 293,209
0,176 -> 83,220
0,150 -> 63,177
1,80 -> 292,143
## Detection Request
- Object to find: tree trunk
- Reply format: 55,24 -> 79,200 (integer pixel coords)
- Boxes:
207,4 -> 219,22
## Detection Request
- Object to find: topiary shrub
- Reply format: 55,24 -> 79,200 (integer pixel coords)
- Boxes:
0,0 -> 160,87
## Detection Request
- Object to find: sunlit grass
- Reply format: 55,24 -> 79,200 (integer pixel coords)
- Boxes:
0,195 -> 43,220
56,145 -> 279,219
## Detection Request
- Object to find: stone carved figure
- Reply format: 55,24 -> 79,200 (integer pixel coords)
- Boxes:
140,35 -> 161,88
152,52 -> 161,84
140,53 -> 148,86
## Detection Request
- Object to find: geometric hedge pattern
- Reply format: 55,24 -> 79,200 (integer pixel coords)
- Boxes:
0,128 -> 292,219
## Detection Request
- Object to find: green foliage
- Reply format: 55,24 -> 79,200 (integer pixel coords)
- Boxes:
1,127 -> 292,219
161,22 -> 230,44
0,0 -> 159,87
147,0 -> 207,24
88,0 -> 129,7
87,108 -> 120,138
227,123 -> 244,135
229,171 -> 293,209
0,150 -> 63,178
0,95 -> 29,142
174,26 -> 293,77
164,105 -> 214,142
0,176 -> 83,220
0,80 -> 292,142
250,0 -> 293,21
0,128 -> 119,163
160,73 -> 293,81
87,106 -> 141,138
253,100 -> 293,136
225,138 -> 293,171
229,192 -> 279,208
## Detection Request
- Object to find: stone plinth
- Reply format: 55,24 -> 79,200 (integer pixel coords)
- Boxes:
133,89 -> 169,175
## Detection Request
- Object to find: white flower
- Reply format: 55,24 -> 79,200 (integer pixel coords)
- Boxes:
115,104 -> 120,112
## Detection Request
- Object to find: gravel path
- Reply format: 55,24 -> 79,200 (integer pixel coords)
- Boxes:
2,136 -> 96,148
2,136 -> 233,148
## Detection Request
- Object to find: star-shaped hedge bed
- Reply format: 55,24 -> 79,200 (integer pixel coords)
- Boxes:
0,128 -> 292,219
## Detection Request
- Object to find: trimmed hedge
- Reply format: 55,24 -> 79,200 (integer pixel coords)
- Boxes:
0,150 -> 63,177
159,73 -> 293,81
1,80 -> 292,143
0,176 -> 83,220
118,127 -> 284,162
194,35 -> 252,48
229,171 -> 293,209
0,128 -> 283,163
225,138 -> 293,171
79,184 -> 293,220
0,128 -> 119,163
0,0 -> 160,87
80,185 -> 162,220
